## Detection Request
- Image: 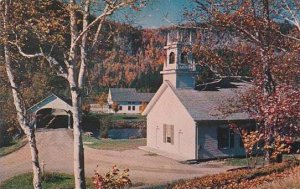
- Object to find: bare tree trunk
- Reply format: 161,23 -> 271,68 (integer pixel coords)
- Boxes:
2,1 -> 42,188
68,1 -> 86,188
26,129 -> 42,189
78,0 -> 90,106
78,0 -> 89,89
69,68 -> 86,189
70,87 -> 86,189
4,45 -> 42,189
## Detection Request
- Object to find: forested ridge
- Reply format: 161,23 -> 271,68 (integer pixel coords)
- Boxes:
87,24 -> 166,94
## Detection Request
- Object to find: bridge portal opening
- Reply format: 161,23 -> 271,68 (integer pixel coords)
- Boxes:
36,108 -> 73,129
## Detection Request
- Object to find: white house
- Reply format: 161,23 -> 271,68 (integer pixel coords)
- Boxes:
142,29 -> 253,161
107,88 -> 154,114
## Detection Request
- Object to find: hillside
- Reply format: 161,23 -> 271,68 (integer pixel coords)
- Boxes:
87,25 -> 166,93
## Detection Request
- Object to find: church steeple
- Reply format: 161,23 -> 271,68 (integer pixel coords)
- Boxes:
161,28 -> 197,89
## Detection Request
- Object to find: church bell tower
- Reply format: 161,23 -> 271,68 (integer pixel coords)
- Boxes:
161,28 -> 197,89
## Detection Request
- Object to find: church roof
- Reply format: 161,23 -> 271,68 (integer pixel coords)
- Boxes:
142,80 -> 252,121
173,83 -> 250,121
109,88 -> 154,102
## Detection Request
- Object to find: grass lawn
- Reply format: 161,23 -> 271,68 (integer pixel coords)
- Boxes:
110,114 -> 145,122
0,138 -> 27,157
224,156 -> 265,167
83,136 -> 146,151
0,172 -> 93,189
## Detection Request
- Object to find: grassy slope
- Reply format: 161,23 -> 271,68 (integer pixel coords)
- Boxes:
83,136 -> 146,151
0,138 -> 27,157
0,172 -> 93,189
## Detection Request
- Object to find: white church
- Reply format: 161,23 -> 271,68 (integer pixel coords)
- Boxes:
142,29 -> 253,161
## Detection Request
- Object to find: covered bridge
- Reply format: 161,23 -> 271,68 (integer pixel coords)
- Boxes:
28,94 -> 73,129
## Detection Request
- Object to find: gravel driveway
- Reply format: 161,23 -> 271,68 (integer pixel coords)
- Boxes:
0,129 -> 232,185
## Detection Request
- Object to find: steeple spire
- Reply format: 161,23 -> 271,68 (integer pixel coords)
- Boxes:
161,28 -> 197,89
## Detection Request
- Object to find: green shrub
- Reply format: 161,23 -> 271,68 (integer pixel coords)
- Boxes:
82,113 -> 100,133
0,123 -> 12,147
98,114 -> 113,138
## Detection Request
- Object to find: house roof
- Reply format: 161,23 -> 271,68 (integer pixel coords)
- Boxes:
109,88 -> 154,102
142,80 -> 252,121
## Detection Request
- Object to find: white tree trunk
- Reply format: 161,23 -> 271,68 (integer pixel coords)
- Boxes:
68,67 -> 86,189
2,1 -> 42,188
71,90 -> 85,189
78,0 -> 89,89
69,1 -> 86,188
4,45 -> 42,189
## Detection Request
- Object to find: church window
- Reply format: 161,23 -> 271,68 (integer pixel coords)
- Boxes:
163,124 -> 174,144
181,52 -> 188,64
217,127 -> 235,149
169,52 -> 175,64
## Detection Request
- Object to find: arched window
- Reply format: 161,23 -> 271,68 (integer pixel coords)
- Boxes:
181,52 -> 188,64
169,52 -> 175,64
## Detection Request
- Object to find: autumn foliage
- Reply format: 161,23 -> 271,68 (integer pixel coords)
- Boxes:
188,0 -> 300,162
92,165 -> 131,189
238,84 -> 300,161
111,102 -> 119,113
172,160 -> 299,189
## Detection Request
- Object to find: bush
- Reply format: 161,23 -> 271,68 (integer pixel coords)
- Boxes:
0,123 -> 12,147
82,113 -> 115,138
82,113 -> 100,133
98,114 -> 113,138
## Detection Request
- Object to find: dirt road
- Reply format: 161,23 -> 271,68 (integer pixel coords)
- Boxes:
0,129 -> 232,185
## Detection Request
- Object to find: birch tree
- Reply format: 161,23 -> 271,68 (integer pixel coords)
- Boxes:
0,1 -> 42,188
7,0 -> 146,188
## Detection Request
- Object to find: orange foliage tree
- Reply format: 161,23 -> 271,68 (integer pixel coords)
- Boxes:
188,0 -> 300,162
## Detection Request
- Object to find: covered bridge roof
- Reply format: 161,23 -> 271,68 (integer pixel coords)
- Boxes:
27,93 -> 72,114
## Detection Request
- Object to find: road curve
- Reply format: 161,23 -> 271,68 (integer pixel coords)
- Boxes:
0,129 -> 231,185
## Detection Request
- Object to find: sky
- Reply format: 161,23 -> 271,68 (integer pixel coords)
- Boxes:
113,0 -> 195,29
